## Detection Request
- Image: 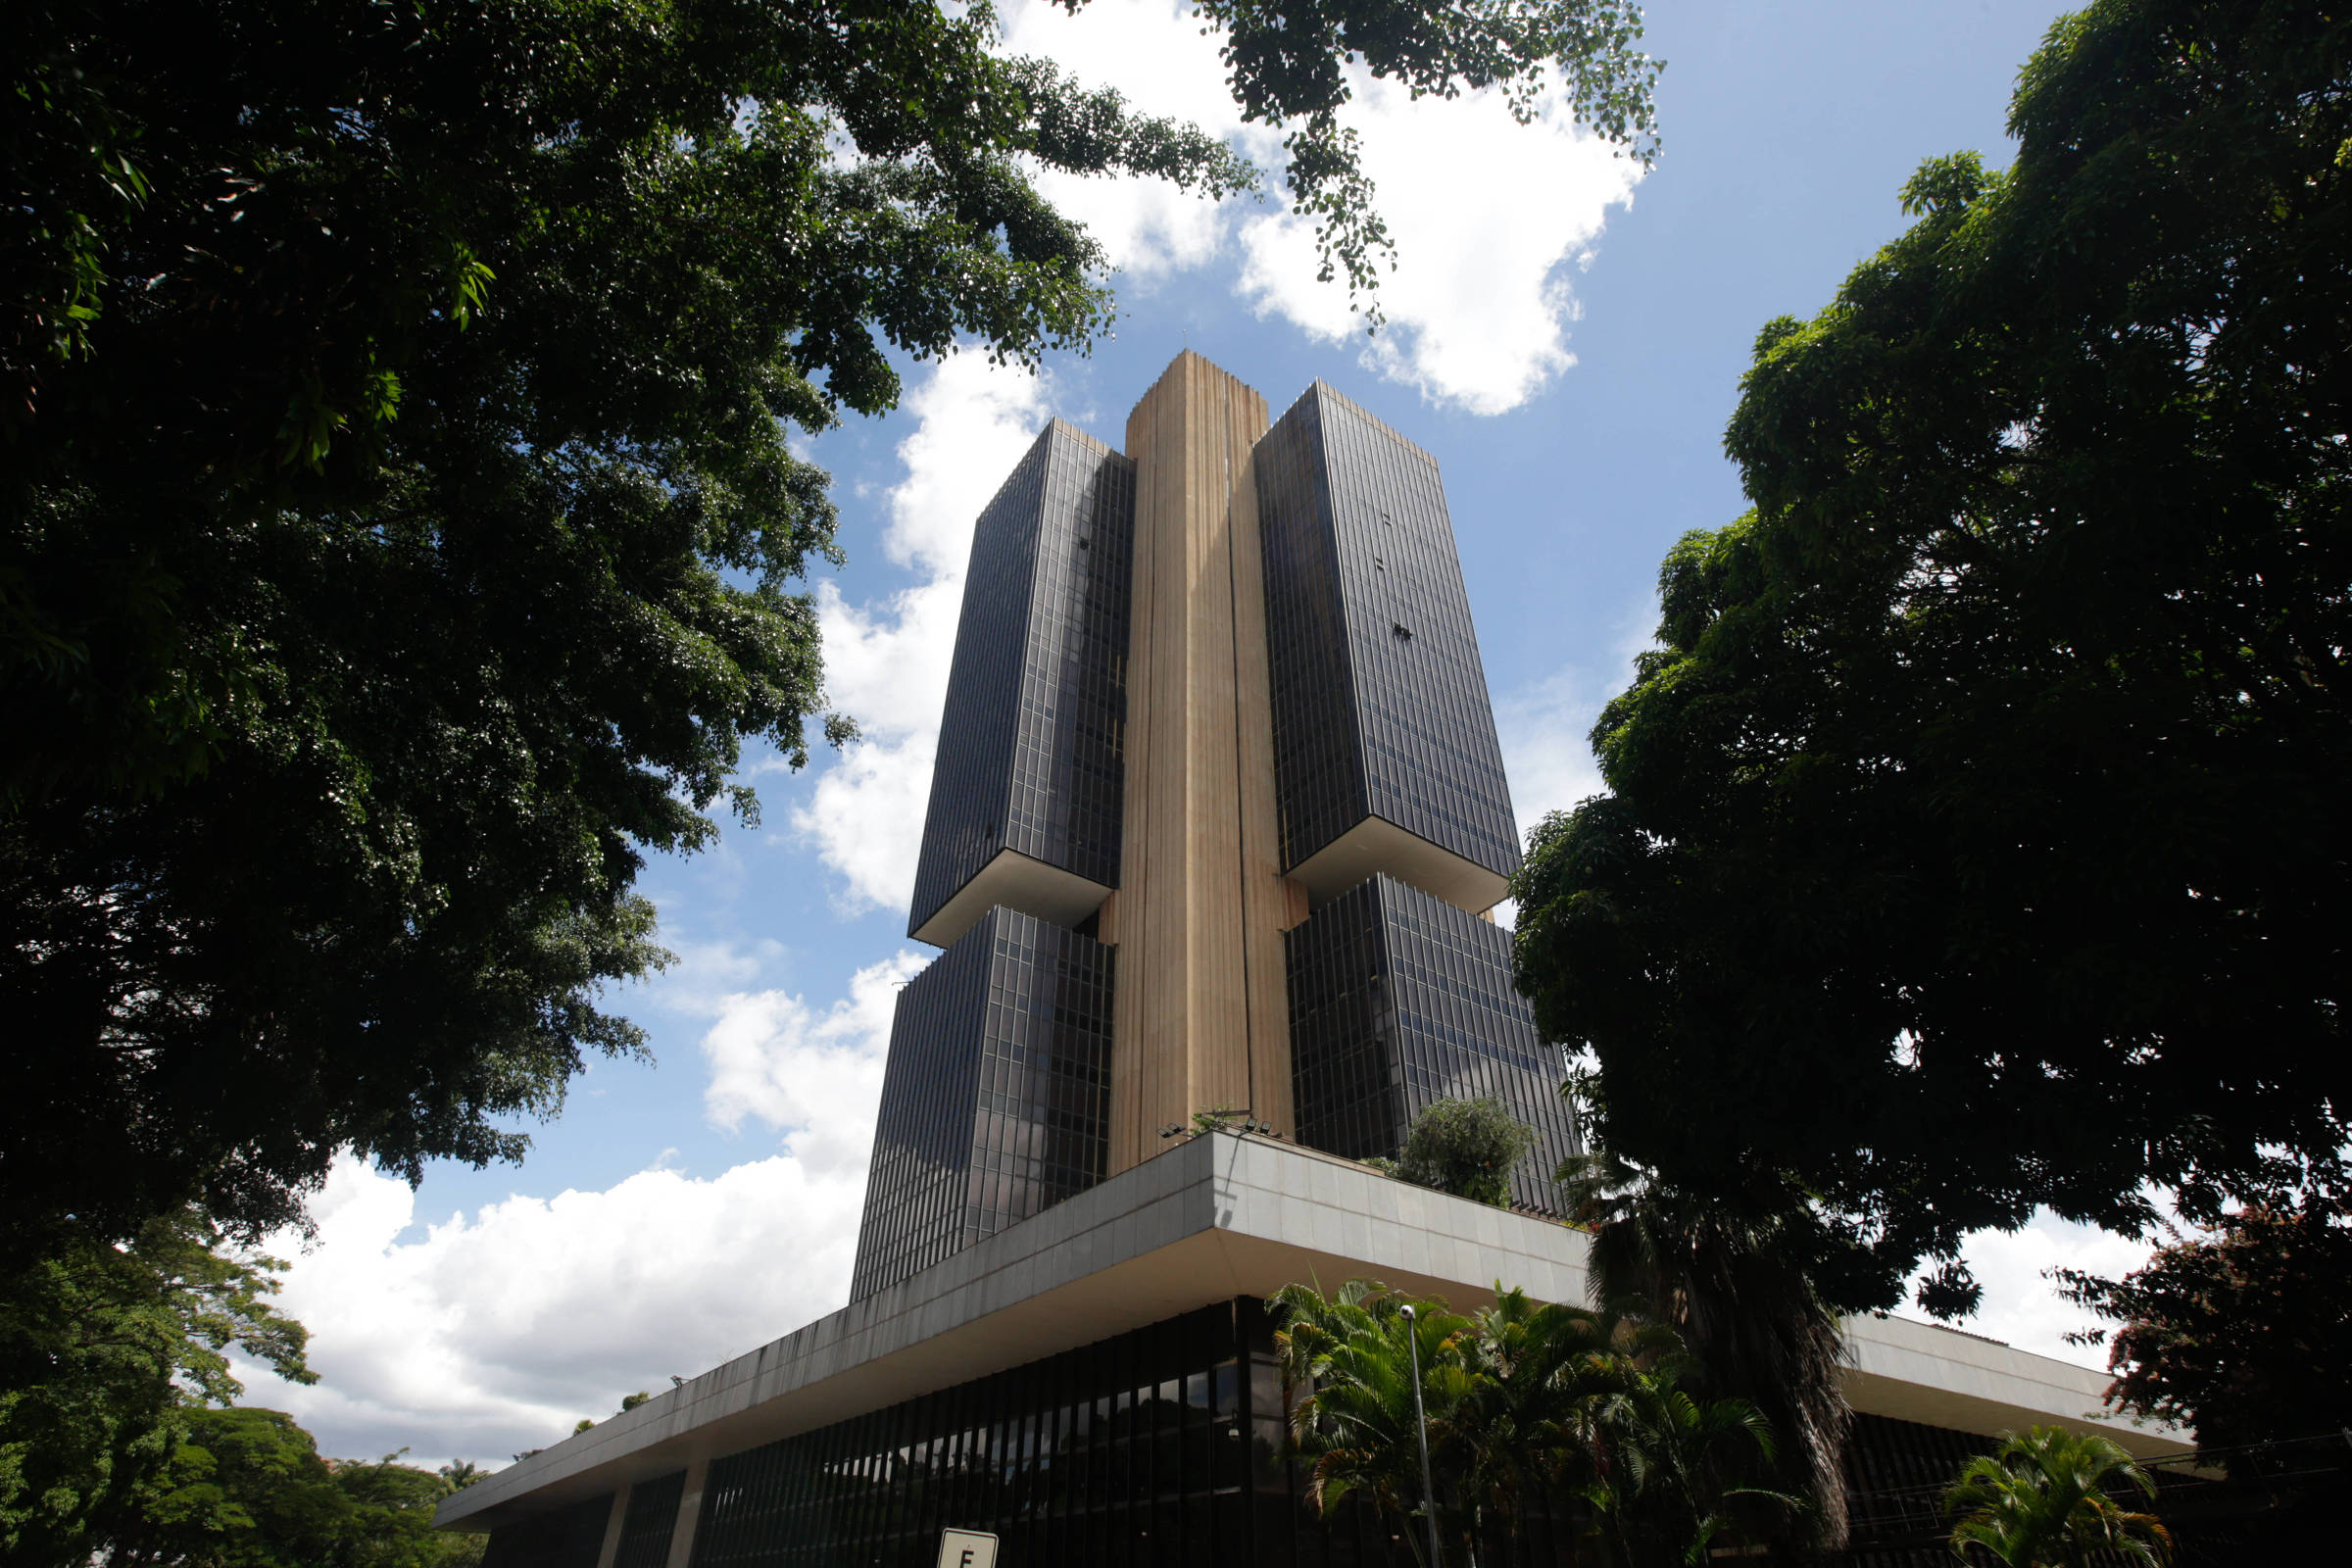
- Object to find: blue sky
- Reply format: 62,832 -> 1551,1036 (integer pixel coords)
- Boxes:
237,0 -> 2162,1466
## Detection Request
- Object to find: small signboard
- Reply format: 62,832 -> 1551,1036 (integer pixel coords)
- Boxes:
937,1528 -> 999,1568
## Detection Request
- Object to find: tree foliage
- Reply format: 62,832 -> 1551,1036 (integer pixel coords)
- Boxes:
1942,1427 -> 2172,1568
95,1410 -> 484,1568
1187,0 -> 1659,300
1511,0 -> 2352,1314
1368,1096 -> 1538,1207
1563,1153 -> 1850,1552
1270,1278 -> 1788,1566
2,0 -> 1660,1256
0,1209 -> 312,1564
2053,1195 -> 2352,1451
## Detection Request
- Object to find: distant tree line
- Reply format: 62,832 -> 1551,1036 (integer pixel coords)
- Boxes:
0,1209 -> 485,1566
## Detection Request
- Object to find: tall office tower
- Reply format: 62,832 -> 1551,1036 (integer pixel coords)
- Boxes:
1254,383 -> 1521,905
851,419 -> 1134,1300
852,357 -> 1574,1302
847,906 -> 1114,1299
1255,383 -> 1573,1197
447,355 -> 2198,1568
905,420 -> 1135,947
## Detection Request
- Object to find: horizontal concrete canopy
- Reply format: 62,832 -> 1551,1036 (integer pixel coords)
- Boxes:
437,1134 -> 2188,1532
909,847 -> 1111,948
1287,814 -> 1509,916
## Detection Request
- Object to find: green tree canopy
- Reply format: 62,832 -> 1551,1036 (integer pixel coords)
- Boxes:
1511,0 -> 2351,1314
2053,1195 -> 2352,1452
1942,1427 -> 2172,1568
1563,1153 -> 1850,1553
1372,1096 -> 1539,1207
95,1410 -> 485,1568
0,1209 -> 312,1563
1270,1278 -> 1788,1566
3,0 -> 1659,1258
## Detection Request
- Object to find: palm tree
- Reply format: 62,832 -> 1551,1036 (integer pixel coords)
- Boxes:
1273,1279 -> 1792,1567
1597,1363 -> 1792,1567
1271,1280 -> 1482,1566
1942,1427 -> 2173,1568
1562,1152 -> 1852,1551
1458,1287 -> 1653,1562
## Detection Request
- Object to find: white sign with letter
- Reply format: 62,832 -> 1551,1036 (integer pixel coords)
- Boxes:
937,1527 -> 999,1568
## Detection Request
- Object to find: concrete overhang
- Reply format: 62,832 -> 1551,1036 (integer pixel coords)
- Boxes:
437,1134 -> 2188,1532
907,847 -> 1112,949
1286,815 -> 1510,917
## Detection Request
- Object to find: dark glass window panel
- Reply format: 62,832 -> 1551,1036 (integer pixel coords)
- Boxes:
1255,386 -> 1520,882
850,907 -> 1115,1298
1285,875 -> 1579,1216
908,424 -> 1136,936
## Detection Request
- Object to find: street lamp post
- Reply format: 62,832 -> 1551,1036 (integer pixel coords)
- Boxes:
1397,1304 -> 1445,1568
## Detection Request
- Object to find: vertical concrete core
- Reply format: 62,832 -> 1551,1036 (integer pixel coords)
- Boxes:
1109,352 -> 1299,1172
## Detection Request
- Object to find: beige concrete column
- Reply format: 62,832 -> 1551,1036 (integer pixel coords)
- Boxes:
1109,352 -> 1299,1172
662,1455 -> 710,1568
594,1486 -> 629,1568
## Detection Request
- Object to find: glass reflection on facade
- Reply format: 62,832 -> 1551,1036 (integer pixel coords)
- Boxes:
1254,384 -> 1520,882
906,422 -> 1135,938
1286,875 -> 1578,1215
850,907 -> 1114,1299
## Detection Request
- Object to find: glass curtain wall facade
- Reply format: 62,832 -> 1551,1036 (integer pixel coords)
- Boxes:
479,1326 -> 2204,1568
1286,876 -> 1578,1215
1254,384 -> 1519,883
662,1299 -> 1581,1568
906,422 -> 1135,939
466,360 -> 2212,1568
850,908 -> 1115,1298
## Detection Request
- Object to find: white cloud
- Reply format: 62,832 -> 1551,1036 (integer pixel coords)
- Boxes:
793,353 -> 1055,914
233,945 -> 933,1469
234,1153 -> 869,1469
648,934 -> 789,1017
1001,0 -> 1268,278
1925,1214 -> 2160,1372
1498,666 -> 1609,846
994,0 -> 1643,413
1235,74 -> 1642,415
702,949 -> 930,1175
